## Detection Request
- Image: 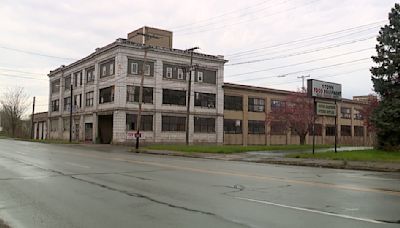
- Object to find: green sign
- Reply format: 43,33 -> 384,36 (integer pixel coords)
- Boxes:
316,102 -> 336,116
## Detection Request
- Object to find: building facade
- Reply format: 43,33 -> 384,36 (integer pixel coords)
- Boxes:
223,83 -> 373,146
33,112 -> 48,140
47,27 -> 226,144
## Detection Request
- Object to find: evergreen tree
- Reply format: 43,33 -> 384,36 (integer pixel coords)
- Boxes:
370,3 -> 400,150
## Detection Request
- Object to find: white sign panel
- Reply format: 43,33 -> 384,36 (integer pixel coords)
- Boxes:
316,102 -> 336,116
127,131 -> 136,140
308,79 -> 342,100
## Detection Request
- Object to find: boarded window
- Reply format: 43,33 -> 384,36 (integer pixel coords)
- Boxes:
50,119 -> 58,132
194,92 -> 216,108
85,91 -> 94,107
126,114 -> 153,131
99,86 -> 115,104
99,58 -> 115,78
51,99 -> 59,112
224,119 -> 242,134
248,98 -> 265,112
326,125 -> 336,136
224,95 -> 242,111
194,117 -> 215,133
162,116 -> 186,131
248,120 -> 265,134
341,107 -> 351,119
86,67 -> 95,83
63,118 -> 70,131
127,86 -> 153,104
162,89 -> 186,106
341,125 -> 351,136
51,79 -> 60,94
270,121 -> 286,135
163,64 -> 187,80
354,126 -> 364,136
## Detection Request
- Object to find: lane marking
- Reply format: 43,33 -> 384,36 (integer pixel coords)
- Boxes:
65,162 -> 90,169
235,197 -> 383,224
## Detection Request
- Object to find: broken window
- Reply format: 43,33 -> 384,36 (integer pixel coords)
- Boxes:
162,89 -> 186,106
354,109 -> 363,120
86,67 -> 95,83
354,126 -> 364,136
73,71 -> 82,87
248,98 -> 265,112
64,97 -> 71,111
51,79 -> 60,94
162,116 -> 186,131
341,107 -> 351,119
195,69 -> 216,84
99,58 -> 115,78
223,119 -> 242,134
194,92 -> 216,108
127,86 -> 153,104
194,117 -> 215,133
325,125 -> 336,136
64,75 -> 71,90
341,125 -> 351,136
270,121 -> 286,135
126,114 -> 153,131
85,91 -> 94,107
224,95 -> 242,111
99,86 -> 114,104
73,94 -> 82,109
51,99 -> 59,112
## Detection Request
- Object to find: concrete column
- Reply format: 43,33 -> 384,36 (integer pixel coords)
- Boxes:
265,96 -> 271,146
79,115 -> 84,141
154,59 -> 163,142
154,112 -> 162,143
92,113 -> 98,143
112,110 -> 126,144
350,106 -> 355,145
216,116 -> 223,144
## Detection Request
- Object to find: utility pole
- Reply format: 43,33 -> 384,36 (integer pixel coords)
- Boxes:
298,75 -> 310,91
69,84 -> 73,142
135,32 -> 159,150
30,96 -> 35,139
185,47 -> 199,145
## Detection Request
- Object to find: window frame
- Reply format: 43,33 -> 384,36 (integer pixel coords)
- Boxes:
194,117 -> 215,133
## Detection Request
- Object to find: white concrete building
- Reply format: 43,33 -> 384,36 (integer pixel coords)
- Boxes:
48,26 -> 227,144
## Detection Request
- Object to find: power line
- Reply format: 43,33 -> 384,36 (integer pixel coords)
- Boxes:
0,46 -> 77,61
0,73 -> 47,80
232,57 -> 371,82
226,35 -> 375,66
0,67 -> 45,76
225,47 -> 373,78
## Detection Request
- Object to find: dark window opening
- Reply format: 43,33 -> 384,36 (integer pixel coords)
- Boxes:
194,117 -> 215,133
248,120 -> 265,134
224,119 -> 242,134
126,114 -> 153,131
194,92 -> 216,108
163,89 -> 186,106
248,98 -> 265,112
99,86 -> 115,104
224,95 -> 242,111
127,86 -> 153,104
162,116 -> 186,131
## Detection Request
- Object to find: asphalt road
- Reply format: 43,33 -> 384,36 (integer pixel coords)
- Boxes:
0,139 -> 399,228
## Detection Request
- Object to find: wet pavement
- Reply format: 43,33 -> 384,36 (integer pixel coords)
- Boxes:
0,139 -> 399,228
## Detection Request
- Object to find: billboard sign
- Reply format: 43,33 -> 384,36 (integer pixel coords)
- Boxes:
307,79 -> 342,100
316,102 -> 336,116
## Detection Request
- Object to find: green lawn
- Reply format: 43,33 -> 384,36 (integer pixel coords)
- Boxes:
286,149 -> 400,162
144,144 -> 330,154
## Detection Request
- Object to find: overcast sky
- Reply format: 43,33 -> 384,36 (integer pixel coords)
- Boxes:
0,0 -> 397,113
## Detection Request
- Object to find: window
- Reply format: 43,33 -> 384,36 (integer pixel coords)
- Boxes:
270,121 -> 286,135
177,68 -> 184,80
64,75 -> 71,90
50,119 -> 58,132
86,67 -> 95,83
100,59 -> 115,78
163,89 -> 186,106
224,119 -> 242,134
248,98 -> 265,112
99,86 -> 115,104
326,125 -> 336,136
130,62 -> 138,74
271,100 -> 285,111
51,79 -> 60,94
194,92 -> 216,108
195,69 -> 216,84
126,114 -> 153,131
85,91 -> 94,107
144,64 -> 150,76
310,124 -> 322,136
194,117 -> 215,133
64,97 -> 71,111
162,116 -> 186,131
73,71 -> 82,87
73,94 -> 82,109
354,126 -> 364,137
197,71 -> 203,82
248,120 -> 265,134
341,125 -> 351,136
341,107 -> 351,119
63,118 -> 70,131
51,99 -> 59,112
354,109 -> 363,120
127,86 -> 153,104
224,95 -> 243,111
166,67 -> 173,78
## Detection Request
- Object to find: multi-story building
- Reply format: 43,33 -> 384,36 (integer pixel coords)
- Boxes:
48,26 -> 226,144
223,83 -> 374,146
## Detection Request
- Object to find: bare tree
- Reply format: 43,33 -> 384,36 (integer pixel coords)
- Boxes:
0,87 -> 29,137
